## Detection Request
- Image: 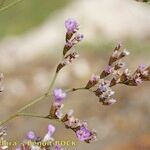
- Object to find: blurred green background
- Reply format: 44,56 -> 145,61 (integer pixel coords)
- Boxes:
0,0 -> 69,37
0,0 -> 150,150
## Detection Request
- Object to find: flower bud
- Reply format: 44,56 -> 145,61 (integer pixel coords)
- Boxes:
100,65 -> 114,78
85,74 -> 100,89
54,88 -> 66,103
119,49 -> 130,59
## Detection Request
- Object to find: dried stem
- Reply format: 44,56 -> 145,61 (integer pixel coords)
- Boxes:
46,72 -> 58,94
0,94 -> 48,126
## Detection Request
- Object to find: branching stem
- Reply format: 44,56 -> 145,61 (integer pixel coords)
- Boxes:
0,87 -> 90,126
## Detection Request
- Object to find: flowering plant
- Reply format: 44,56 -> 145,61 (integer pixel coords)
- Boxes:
0,18 -> 150,150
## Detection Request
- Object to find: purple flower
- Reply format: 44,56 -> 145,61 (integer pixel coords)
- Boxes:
43,124 -> 56,141
76,126 -> 91,141
85,74 -> 100,89
138,64 -> 146,72
26,131 -> 37,140
54,88 -> 66,102
65,18 -> 79,33
135,77 -> 143,85
98,81 -> 110,93
75,34 -> 84,42
55,145 -> 63,150
98,84 -> 107,93
48,124 -> 55,136
90,74 -> 100,82
105,65 -> 113,74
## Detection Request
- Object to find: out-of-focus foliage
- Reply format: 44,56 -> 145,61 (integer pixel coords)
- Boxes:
0,0 -> 69,38
136,0 -> 150,2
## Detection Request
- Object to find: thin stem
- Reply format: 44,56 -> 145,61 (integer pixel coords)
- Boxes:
0,57 -> 62,126
0,70 -> 59,126
66,87 -> 93,93
47,72 -> 58,94
47,55 -> 65,94
0,94 -> 49,126
18,113 -> 62,123
0,0 -> 24,12
0,114 -> 18,126
0,87 -> 91,126
17,94 -> 47,113
18,113 -> 49,119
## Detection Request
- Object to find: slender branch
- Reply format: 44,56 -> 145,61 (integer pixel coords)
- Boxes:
0,94 -> 49,126
18,113 -> 49,119
47,55 -> 66,94
0,114 -> 18,126
66,87 -> 93,93
0,0 -> 24,13
0,45 -> 90,126
17,94 -> 47,113
0,87 -> 91,126
0,66 -> 59,126
47,72 -> 58,94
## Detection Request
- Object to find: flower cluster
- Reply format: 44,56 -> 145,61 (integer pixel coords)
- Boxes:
95,79 -> 116,105
61,110 -> 96,143
85,44 -> 150,105
56,18 -> 83,73
49,90 -> 97,143
16,124 -> 63,150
